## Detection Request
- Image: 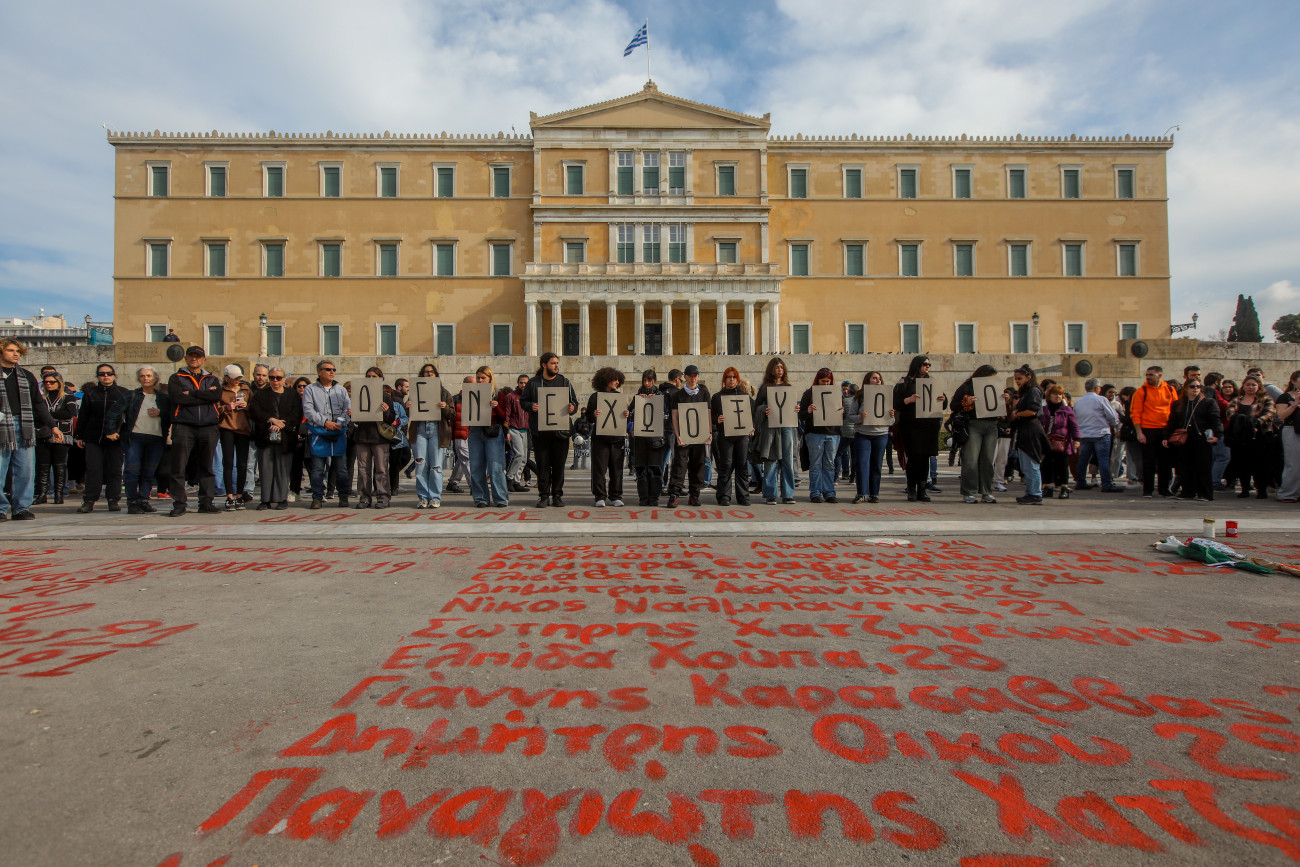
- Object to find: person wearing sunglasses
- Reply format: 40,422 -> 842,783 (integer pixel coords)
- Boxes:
33,371 -> 76,505
248,367 -> 301,510
1162,380 -> 1221,501
165,345 -> 224,516
302,359 -> 351,508
73,364 -> 130,513
0,339 -> 60,520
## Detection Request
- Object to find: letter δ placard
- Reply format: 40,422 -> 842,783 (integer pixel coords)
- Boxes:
809,384 -> 841,428
677,403 -> 711,445
633,394 -> 664,438
767,385 -> 798,428
594,393 -> 627,437
972,376 -> 1005,419
410,377 -> 442,421
353,379 -> 384,421
461,382 -> 494,427
720,394 -> 754,436
537,386 -> 571,432
858,384 -> 892,425
916,379 -> 945,419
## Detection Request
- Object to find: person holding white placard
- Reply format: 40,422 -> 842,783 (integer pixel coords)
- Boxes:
893,356 -> 946,502
409,363 -> 455,509
630,369 -> 669,506
467,366 -> 510,508
519,352 -> 578,508
666,364 -> 712,508
353,367 -> 396,509
847,371 -> 892,504
798,367 -> 843,504
950,364 -> 1001,504
710,366 -> 752,506
584,367 -> 627,507
753,357 -> 797,505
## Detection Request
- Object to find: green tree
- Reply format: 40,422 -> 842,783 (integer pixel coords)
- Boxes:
1227,294 -> 1262,343
1274,313 -> 1300,343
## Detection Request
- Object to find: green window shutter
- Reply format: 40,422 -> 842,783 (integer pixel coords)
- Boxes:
379,325 -> 397,355
954,169 -> 971,199
1121,323 -> 1139,340
265,167 -> 284,197
436,325 -> 454,355
718,242 -> 737,264
717,166 -> 735,195
208,244 -> 226,277
668,165 -> 685,193
845,244 -> 863,276
322,326 -> 340,356
493,244 -> 511,276
207,326 -> 225,356
209,167 -> 226,197
266,326 -> 283,356
642,166 -> 659,193
899,169 -> 917,199
378,244 -> 397,276
643,242 -> 660,263
1012,323 -> 1029,354
1065,244 -> 1083,277
900,244 -> 918,277
955,244 -> 974,276
1067,323 -> 1085,353
1008,169 -> 1025,198
669,242 -> 686,263
902,323 -> 920,354
323,167 -> 340,198
617,166 -> 633,196
1117,169 -> 1134,198
565,165 -> 583,195
149,243 -> 168,276
790,244 -> 809,276
790,169 -> 807,198
436,244 -> 454,276
491,324 -> 511,356
437,167 -> 454,197
1119,244 -> 1137,276
957,324 -> 975,354
1010,244 -> 1028,276
1063,169 -> 1080,198
380,167 -> 397,197
844,169 -> 862,199
792,324 -> 810,354
151,166 -> 168,196
493,167 -> 510,197
847,324 -> 865,354
149,325 -> 167,342
322,244 -> 341,277
565,242 -> 584,264
265,244 -> 284,277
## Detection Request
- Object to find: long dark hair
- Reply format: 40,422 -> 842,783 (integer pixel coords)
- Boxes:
536,351 -> 559,377
763,357 -> 790,386
967,364 -> 997,383
810,367 -> 833,387
905,355 -> 930,379
1014,364 -> 1038,391
418,363 -> 439,378
860,371 -> 883,391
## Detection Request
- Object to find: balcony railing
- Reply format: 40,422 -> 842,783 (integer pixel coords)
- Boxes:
524,261 -> 781,279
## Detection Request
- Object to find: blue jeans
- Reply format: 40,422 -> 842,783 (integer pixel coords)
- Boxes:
1211,439 -> 1231,485
853,433 -> 889,498
763,427 -> 796,500
1075,435 -> 1113,488
309,454 -> 349,500
468,427 -> 508,506
0,421 -> 35,514
123,433 -> 166,502
412,425 -> 444,503
1018,449 -> 1043,498
805,432 -> 840,498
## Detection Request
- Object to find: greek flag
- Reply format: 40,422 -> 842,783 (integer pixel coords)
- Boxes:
624,23 -> 647,56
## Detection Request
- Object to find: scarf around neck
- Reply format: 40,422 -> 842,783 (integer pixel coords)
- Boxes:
0,365 -> 36,451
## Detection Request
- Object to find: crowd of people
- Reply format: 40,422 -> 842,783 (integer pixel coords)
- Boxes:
2,336 -> 1298,520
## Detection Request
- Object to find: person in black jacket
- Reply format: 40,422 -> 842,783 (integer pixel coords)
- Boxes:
519,352 -> 578,508
248,366 -> 303,510
584,366 -> 627,507
1,339 -> 59,520
710,366 -> 752,507
630,369 -> 669,506
1164,381 -> 1223,501
107,365 -> 173,513
74,363 -> 130,512
666,364 -> 712,507
353,367 -> 398,509
893,355 -> 946,503
166,346 -> 223,516
34,371 -> 76,505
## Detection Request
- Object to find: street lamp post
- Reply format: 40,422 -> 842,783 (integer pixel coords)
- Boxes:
1031,311 -> 1040,354
259,312 -> 268,357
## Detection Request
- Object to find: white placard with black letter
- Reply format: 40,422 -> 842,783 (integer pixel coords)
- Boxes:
809,384 -> 841,428
858,384 -> 892,425
594,393 -> 627,437
410,377 -> 442,421
537,386 -> 571,432
677,403 -> 711,445
353,379 -> 384,421
633,394 -> 664,438
460,382 -> 494,427
972,376 -> 1004,419
719,394 -> 754,436
916,379 -> 945,419
766,386 -> 798,428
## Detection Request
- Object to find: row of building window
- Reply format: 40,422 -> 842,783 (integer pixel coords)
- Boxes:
156,319 -> 1137,359
145,159 -> 1140,201
144,237 -> 1141,279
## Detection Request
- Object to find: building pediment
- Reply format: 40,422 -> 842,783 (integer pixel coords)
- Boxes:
531,82 -> 770,132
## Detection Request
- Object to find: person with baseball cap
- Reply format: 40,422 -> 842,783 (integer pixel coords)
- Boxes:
165,346 -> 223,516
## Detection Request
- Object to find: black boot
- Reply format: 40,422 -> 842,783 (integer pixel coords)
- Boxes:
52,465 -> 66,504
32,470 -> 47,505
906,482 -> 917,502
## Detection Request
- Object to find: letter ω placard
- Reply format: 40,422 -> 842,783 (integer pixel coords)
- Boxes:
594,393 -> 627,437
353,379 -> 384,421
809,385 -> 841,429
410,377 -> 442,421
858,384 -> 892,424
972,376 -> 1005,419
677,403 -> 711,445
538,387 -> 571,432
633,394 -> 664,438
766,386 -> 798,428
720,394 -> 754,436
461,382 -> 494,427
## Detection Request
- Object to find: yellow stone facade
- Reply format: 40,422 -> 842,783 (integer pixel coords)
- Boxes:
111,84 -> 1171,360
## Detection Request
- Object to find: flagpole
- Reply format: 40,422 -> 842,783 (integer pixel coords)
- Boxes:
645,18 -> 651,82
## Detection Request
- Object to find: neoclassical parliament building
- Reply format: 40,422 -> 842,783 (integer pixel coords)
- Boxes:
111,83 -> 1172,361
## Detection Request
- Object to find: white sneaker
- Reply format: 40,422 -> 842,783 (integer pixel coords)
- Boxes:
287,492 -> 297,502
594,500 -> 606,507
416,500 -> 427,509
430,500 -> 441,508
611,499 -> 624,507
993,483 -> 1007,492
963,495 -> 977,503
982,494 -> 998,504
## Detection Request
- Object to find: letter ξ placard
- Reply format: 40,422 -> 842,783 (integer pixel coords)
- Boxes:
633,394 -> 664,438
594,393 -> 627,437
767,386 -> 798,428
972,375 -> 1004,419
353,379 -> 384,421
461,382 -> 494,427
810,384 -> 841,428
538,387 -> 571,431
410,377 -> 442,421
858,384 -> 891,424
677,403 -> 711,445
720,394 -> 754,436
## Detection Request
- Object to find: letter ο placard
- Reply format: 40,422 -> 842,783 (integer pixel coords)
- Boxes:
972,376 -> 1004,419
677,403 -> 710,445
353,379 -> 384,421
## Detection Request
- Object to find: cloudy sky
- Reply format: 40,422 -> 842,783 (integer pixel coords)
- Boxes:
2,0 -> 1297,338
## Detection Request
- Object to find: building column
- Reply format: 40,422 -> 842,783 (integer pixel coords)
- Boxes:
769,301 -> 781,353
525,300 -> 538,357
688,301 -> 701,356
550,300 -> 562,355
743,300 -> 756,355
661,300 -> 674,355
606,302 -> 618,356
579,300 -> 591,357
715,300 -> 728,355
634,301 -> 646,356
